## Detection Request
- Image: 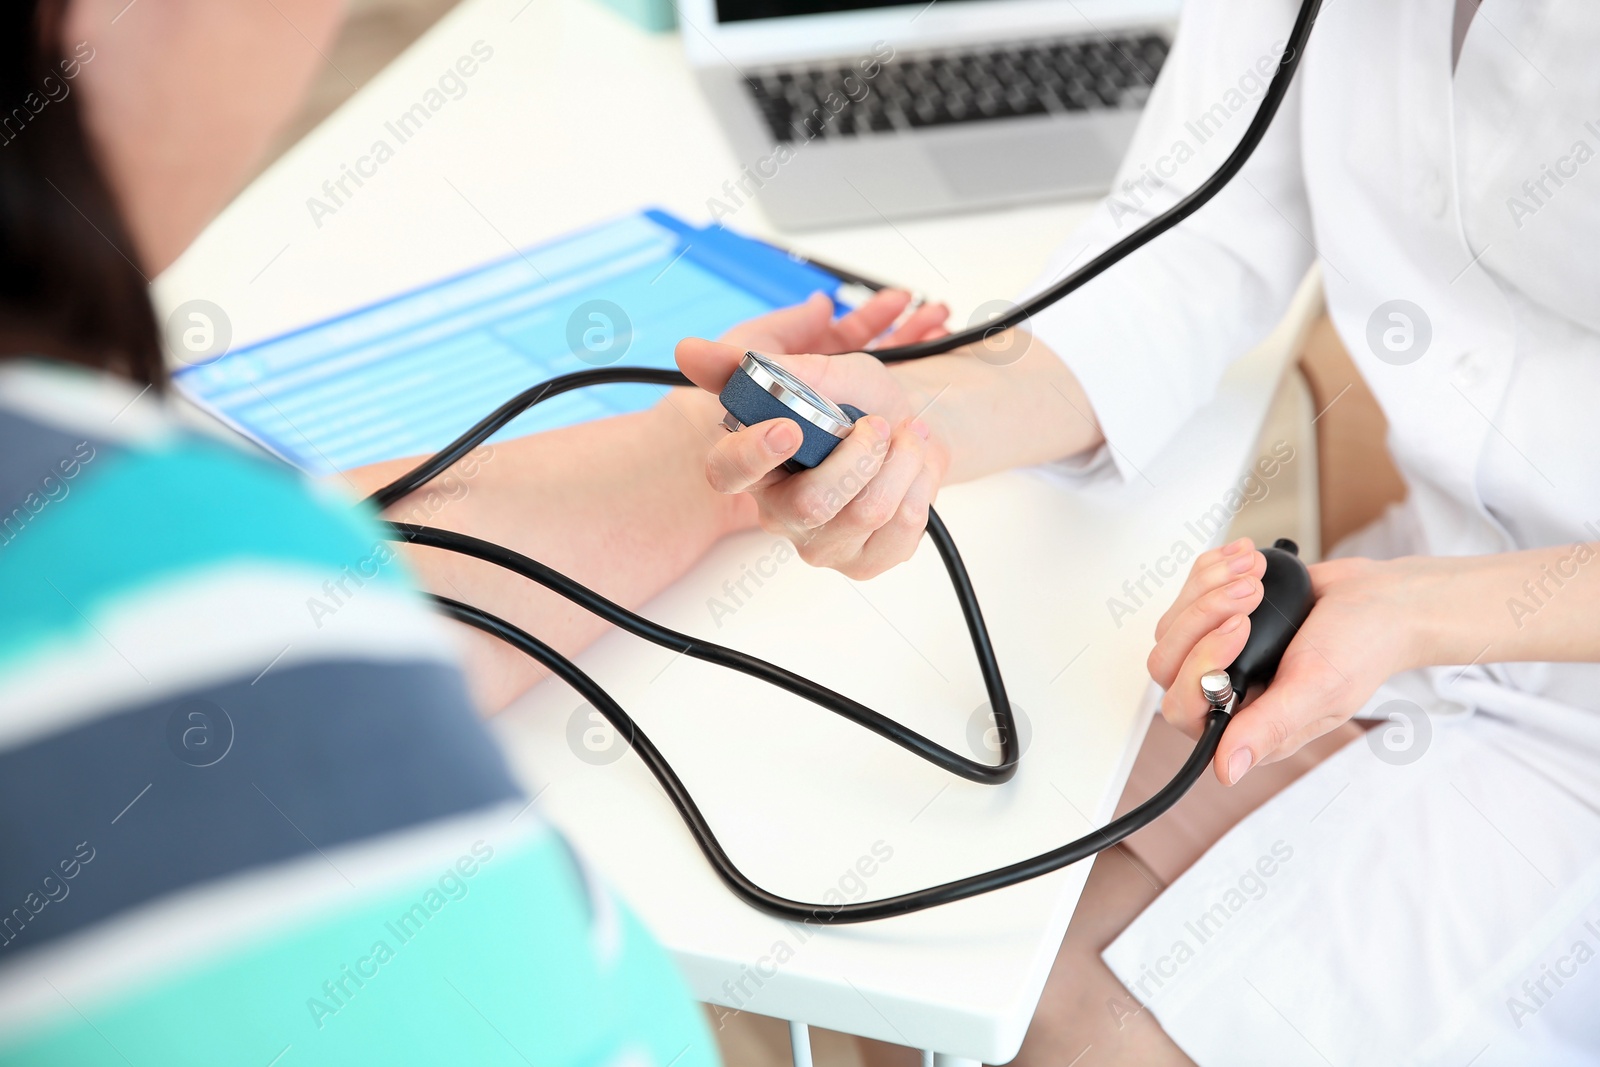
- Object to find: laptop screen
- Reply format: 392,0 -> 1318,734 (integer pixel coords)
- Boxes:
717,0 -> 968,23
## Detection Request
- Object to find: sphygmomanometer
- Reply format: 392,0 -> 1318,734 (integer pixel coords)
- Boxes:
371,0 -> 1324,923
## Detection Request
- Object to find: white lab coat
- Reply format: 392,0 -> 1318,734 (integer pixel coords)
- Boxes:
1022,0 -> 1600,1062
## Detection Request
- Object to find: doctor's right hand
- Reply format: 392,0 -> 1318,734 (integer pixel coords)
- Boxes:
675,292 -> 952,580
1147,539 -> 1268,750
1151,538 -> 1427,787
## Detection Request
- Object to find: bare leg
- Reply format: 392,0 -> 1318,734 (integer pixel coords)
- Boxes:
1011,717 -> 1366,1066
856,1038 -> 919,1067
861,717 -> 1367,1067
1009,844 -> 1194,1067
712,1008 -> 917,1067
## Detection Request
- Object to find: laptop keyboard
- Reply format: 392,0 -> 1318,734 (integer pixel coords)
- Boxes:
744,32 -> 1169,143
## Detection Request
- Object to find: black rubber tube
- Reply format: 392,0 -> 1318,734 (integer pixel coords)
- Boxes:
369,367 -> 690,511
389,513 -> 1020,784
871,0 -> 1324,362
435,594 -> 1228,923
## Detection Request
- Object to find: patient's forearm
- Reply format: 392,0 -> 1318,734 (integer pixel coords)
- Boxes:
891,331 -> 1104,483
343,388 -> 754,712
347,332 -> 1103,712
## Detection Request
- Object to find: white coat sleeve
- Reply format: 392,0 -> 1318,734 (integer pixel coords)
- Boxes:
1023,0 -> 1315,480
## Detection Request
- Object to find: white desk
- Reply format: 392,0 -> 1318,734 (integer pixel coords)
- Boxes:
156,0 -> 1303,1061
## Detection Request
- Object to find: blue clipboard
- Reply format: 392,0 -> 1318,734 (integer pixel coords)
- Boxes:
174,209 -> 845,475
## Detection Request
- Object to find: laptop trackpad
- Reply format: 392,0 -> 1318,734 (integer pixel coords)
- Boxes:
927,124 -> 1122,198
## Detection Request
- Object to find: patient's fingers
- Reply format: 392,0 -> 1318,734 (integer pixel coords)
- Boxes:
705,420 -> 803,494
831,290 -> 915,349
873,301 -> 950,349
735,291 -> 835,349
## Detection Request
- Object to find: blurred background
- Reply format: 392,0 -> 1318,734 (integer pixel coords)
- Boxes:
263,0 -> 458,170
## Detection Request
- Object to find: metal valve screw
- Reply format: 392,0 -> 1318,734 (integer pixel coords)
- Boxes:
1200,670 -> 1235,710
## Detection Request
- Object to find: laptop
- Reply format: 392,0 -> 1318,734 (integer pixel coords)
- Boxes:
679,0 -> 1181,230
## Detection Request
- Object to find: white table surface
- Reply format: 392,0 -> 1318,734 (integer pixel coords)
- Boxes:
156,0 -> 1302,1060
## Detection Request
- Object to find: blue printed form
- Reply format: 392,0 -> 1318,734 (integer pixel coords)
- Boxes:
175,210 -> 842,475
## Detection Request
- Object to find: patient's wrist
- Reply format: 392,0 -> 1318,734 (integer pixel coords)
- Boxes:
649,389 -> 760,539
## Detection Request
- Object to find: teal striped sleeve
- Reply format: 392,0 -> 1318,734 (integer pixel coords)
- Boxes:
0,359 -> 719,1067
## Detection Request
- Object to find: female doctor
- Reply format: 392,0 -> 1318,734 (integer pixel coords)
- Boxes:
680,0 -> 1600,1062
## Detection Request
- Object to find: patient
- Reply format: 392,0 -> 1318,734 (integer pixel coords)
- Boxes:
0,0 -> 960,1062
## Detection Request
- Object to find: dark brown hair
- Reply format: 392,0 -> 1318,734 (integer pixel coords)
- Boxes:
1,0 -> 165,386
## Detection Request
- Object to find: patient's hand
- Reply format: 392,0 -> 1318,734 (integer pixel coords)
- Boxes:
715,288 -> 949,357
675,290 -> 952,580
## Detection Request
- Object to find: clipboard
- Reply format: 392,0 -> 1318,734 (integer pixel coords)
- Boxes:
174,209 -> 845,475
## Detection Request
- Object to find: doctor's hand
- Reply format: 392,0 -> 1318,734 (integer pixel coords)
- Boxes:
675,292 -> 952,580
1150,541 -> 1422,786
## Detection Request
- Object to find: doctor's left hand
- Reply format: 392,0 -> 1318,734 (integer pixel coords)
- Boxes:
675,290 -> 953,580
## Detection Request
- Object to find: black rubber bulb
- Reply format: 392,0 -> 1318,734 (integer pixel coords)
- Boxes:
1227,538 -> 1314,699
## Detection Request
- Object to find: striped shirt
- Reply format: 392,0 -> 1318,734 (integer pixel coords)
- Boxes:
0,359 -> 717,1067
